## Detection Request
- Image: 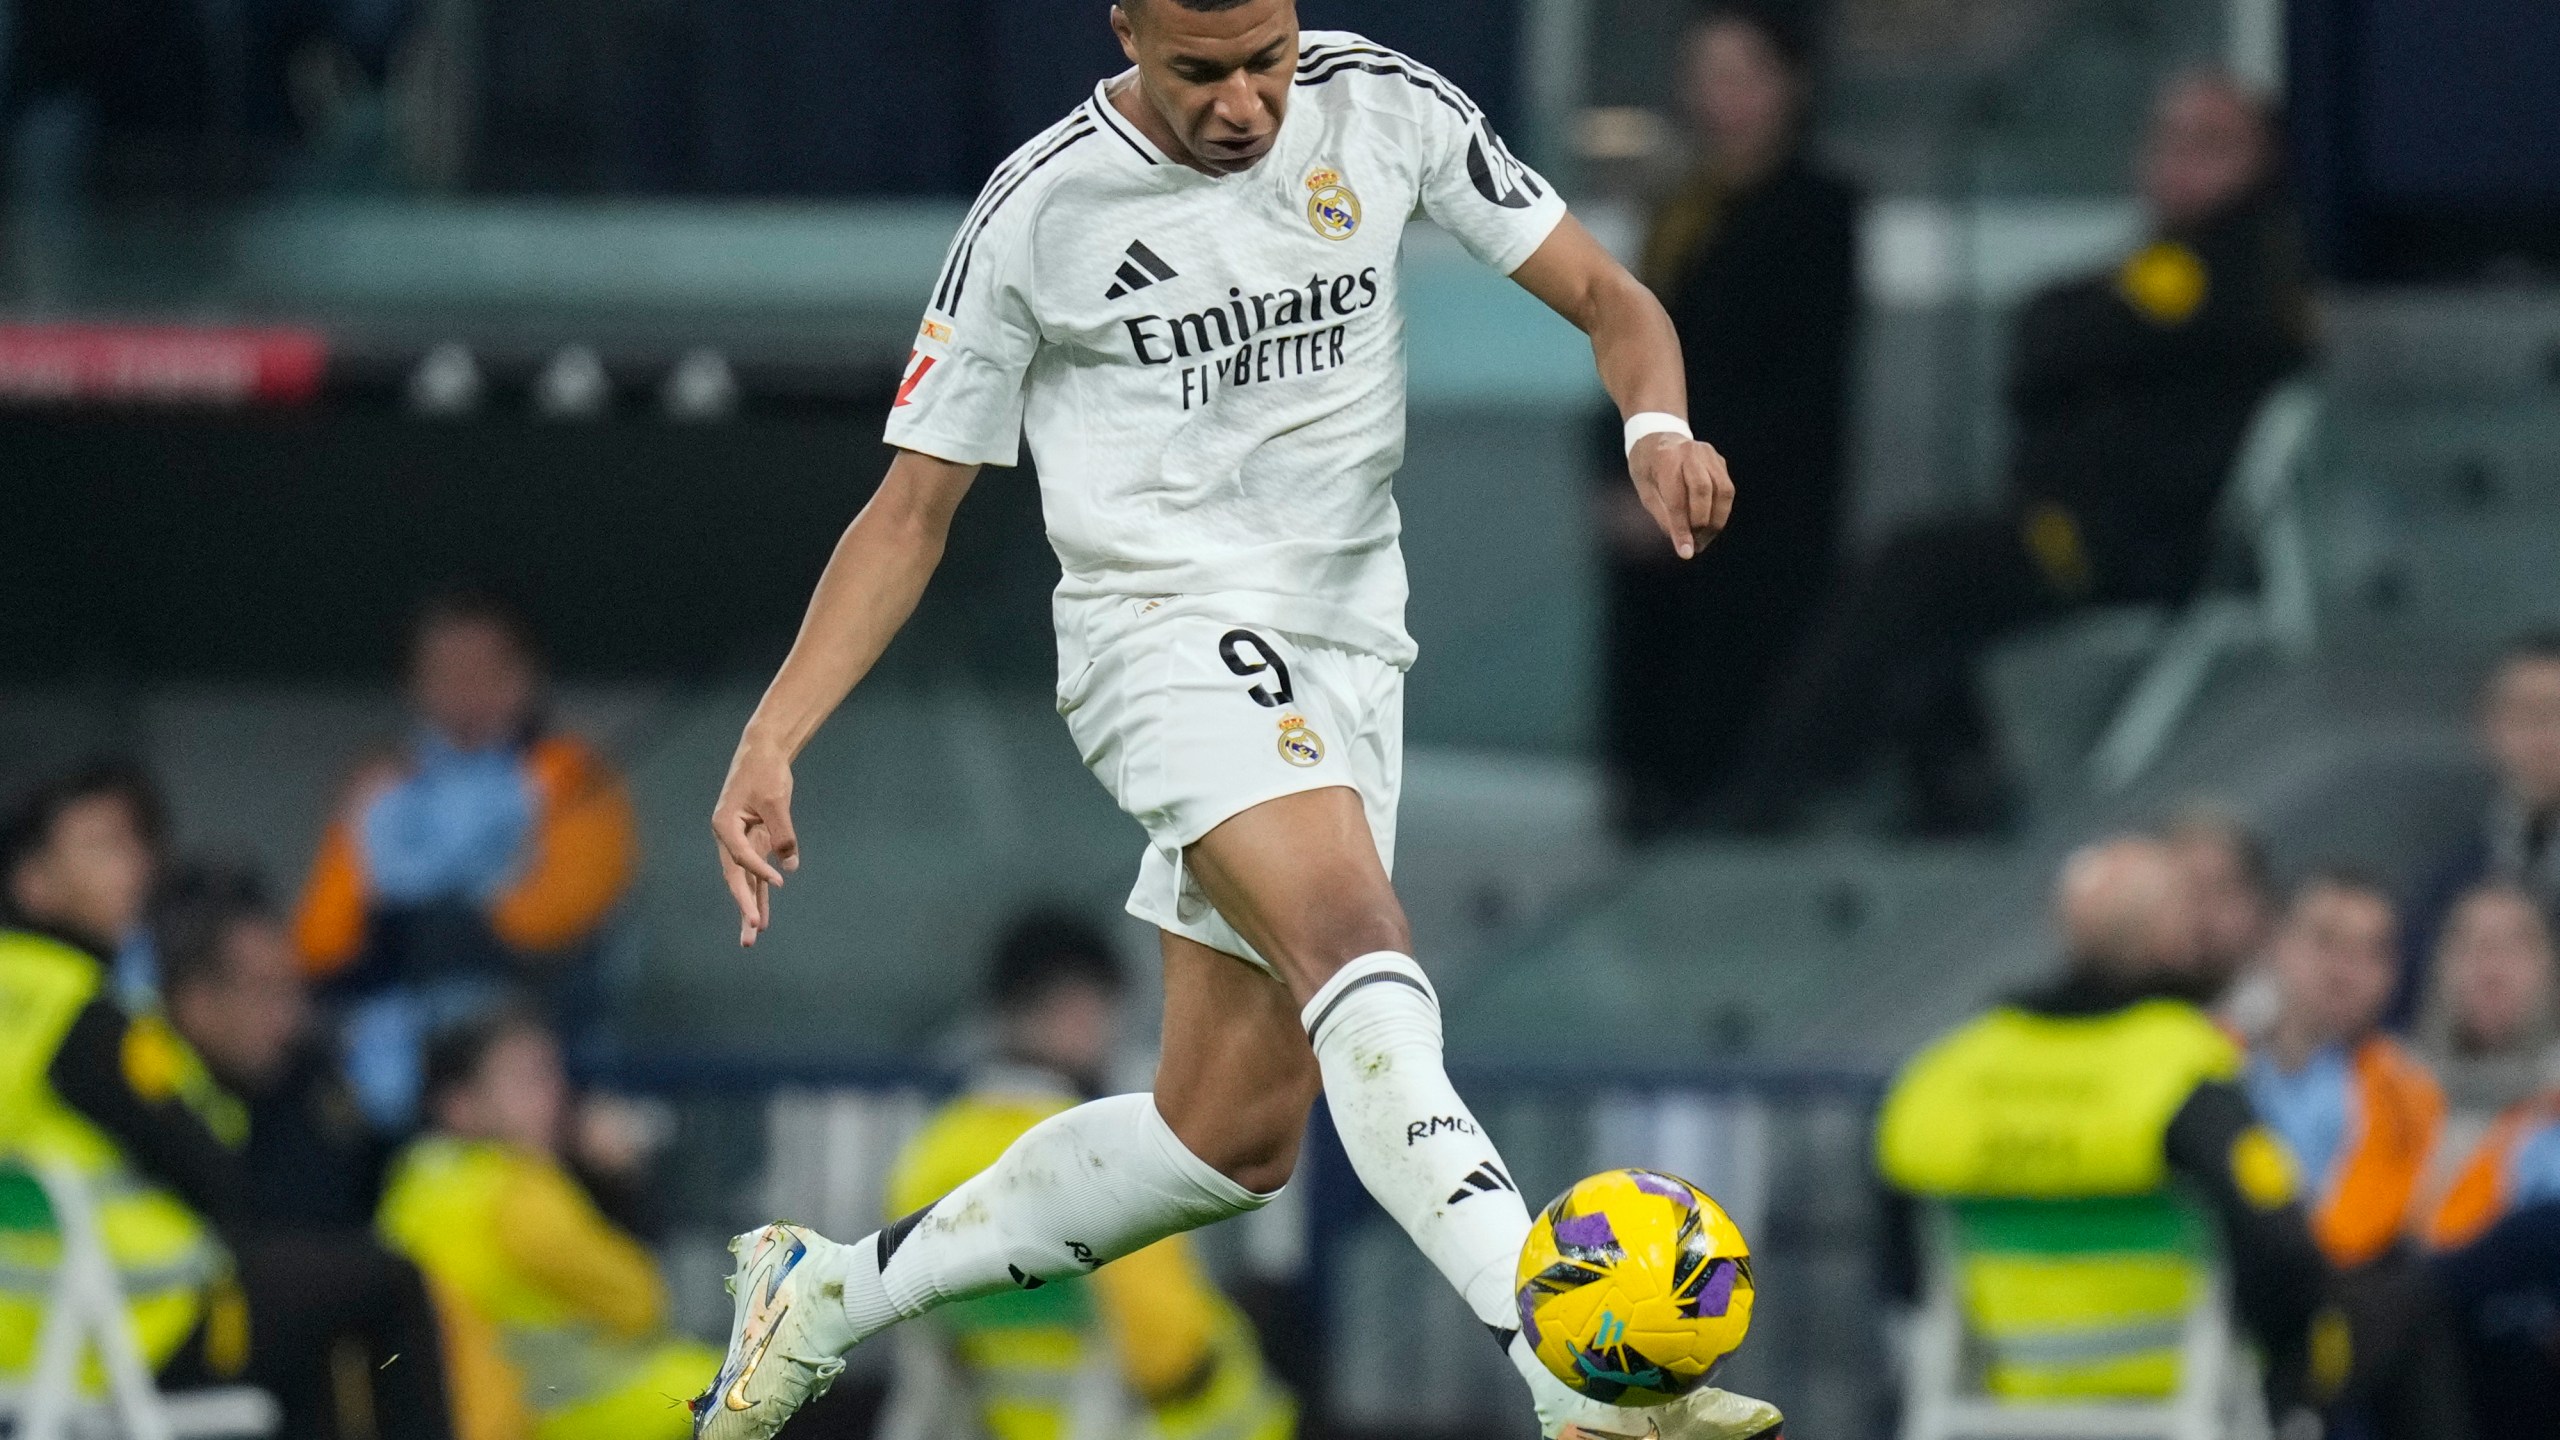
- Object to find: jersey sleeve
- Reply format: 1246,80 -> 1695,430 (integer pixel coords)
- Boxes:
1412,76 -> 1567,275
882,177 -> 1045,468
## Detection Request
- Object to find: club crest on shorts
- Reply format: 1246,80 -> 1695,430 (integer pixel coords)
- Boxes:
1306,168 -> 1361,241
1277,712 -> 1326,767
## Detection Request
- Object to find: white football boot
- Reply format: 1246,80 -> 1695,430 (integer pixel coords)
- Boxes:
691,1224 -> 857,1440
1516,1340 -> 1786,1440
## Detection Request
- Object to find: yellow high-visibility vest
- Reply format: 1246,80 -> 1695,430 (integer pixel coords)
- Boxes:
0,930 -> 234,1384
1877,998 -> 2248,1399
378,1136 -> 714,1440
889,1087 -> 1295,1440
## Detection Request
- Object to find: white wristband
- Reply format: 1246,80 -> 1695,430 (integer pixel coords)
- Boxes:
1624,411 -> 1692,457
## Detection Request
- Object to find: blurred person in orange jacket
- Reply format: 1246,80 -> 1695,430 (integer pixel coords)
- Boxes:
2247,870 -> 2445,1271
2417,884 -> 2560,1218
294,591 -> 635,1130
2421,953 -> 2560,1440
2422,1086 -> 2560,1439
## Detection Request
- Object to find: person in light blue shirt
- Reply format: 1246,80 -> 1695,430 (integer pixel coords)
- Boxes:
2247,869 -> 2446,1272
293,591 -> 635,1130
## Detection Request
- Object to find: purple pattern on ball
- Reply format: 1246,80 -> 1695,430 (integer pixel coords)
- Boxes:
1694,1260 -> 1738,1318
1554,1210 -> 1618,1252
1629,1171 -> 1694,1203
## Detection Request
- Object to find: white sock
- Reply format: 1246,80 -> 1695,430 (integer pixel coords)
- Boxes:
1305,952 -> 1532,1333
827,1093 -> 1272,1346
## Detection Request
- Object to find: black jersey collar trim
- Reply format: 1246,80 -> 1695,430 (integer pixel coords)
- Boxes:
1090,79 -> 1169,167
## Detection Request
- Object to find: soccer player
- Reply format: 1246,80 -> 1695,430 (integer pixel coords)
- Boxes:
698,4 -> 1777,1439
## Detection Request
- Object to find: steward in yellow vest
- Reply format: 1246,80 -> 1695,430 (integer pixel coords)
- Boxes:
0,923 -> 243,1380
4,764 -> 461,1440
1876,840 -> 2445,1434
875,912 -> 1293,1440
882,1067 -> 1295,1440
0,766 -> 249,1389
378,1012 -> 718,1440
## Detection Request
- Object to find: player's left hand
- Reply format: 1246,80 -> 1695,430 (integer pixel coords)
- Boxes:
1629,434 -> 1734,561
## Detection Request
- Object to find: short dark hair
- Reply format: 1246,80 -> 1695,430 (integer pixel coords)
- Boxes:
410,587 -> 542,668
0,759 -> 167,899
2495,628 -> 2560,674
2165,803 -> 2275,899
154,862 -> 274,998
422,1008 -> 556,1115
1691,0 -> 1819,74
986,910 -> 1126,1015
1120,0 -> 1262,16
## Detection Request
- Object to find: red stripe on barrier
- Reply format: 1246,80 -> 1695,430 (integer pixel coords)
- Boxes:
0,324 -> 329,407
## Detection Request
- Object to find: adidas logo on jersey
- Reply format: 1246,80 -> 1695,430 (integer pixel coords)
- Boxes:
1103,240 -> 1180,300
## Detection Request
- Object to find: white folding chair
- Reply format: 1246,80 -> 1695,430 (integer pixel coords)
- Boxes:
1898,1202 -> 2272,1440
0,1161 -> 276,1440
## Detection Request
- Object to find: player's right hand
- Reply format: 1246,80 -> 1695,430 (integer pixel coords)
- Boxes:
712,739 -> 800,948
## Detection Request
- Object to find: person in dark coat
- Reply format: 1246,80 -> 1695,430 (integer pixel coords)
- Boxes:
158,862 -> 389,1231
1726,70 -> 2312,835
2397,632 -> 2560,1027
1599,1 -> 1861,838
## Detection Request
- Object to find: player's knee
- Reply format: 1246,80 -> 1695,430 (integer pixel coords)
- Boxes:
1174,1060 -> 1318,1196
1217,1114 -> 1311,1198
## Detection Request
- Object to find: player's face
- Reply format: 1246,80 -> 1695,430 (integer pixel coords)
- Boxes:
1112,0 -> 1298,175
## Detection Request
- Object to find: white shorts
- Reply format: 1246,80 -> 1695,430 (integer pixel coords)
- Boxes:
1060,606 -> 1403,969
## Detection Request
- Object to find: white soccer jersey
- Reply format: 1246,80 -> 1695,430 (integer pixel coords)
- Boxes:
883,32 -> 1567,681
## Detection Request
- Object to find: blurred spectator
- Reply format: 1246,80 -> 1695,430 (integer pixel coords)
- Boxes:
2245,872 -> 2443,1271
0,764 -> 455,1440
47,762 -> 172,1009
1876,839 -> 2469,1437
1729,70 -> 2311,835
2164,804 -> 2281,1033
1599,0 -> 1860,838
876,912 -> 1295,1440
378,1011 -> 715,1440
158,861 -> 388,1230
2417,885 -> 2560,1209
2425,1197 -> 2560,1440
2419,940 -> 2560,1440
295,590 -> 636,1130
2400,632 -> 2560,1026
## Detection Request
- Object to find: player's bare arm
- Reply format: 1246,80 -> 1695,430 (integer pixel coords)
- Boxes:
1512,215 -> 1736,561
710,448 -> 978,946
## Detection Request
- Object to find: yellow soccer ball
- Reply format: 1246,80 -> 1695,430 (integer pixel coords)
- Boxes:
1514,1169 -> 1756,1405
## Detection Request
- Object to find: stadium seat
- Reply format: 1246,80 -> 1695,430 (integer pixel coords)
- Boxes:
1897,1198 -> 2269,1440
1980,377 -> 2326,801
0,1162 -> 277,1440
1979,608 -> 2170,800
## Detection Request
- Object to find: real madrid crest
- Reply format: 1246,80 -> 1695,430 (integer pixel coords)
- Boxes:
1277,712 -> 1326,767
1306,168 -> 1361,241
